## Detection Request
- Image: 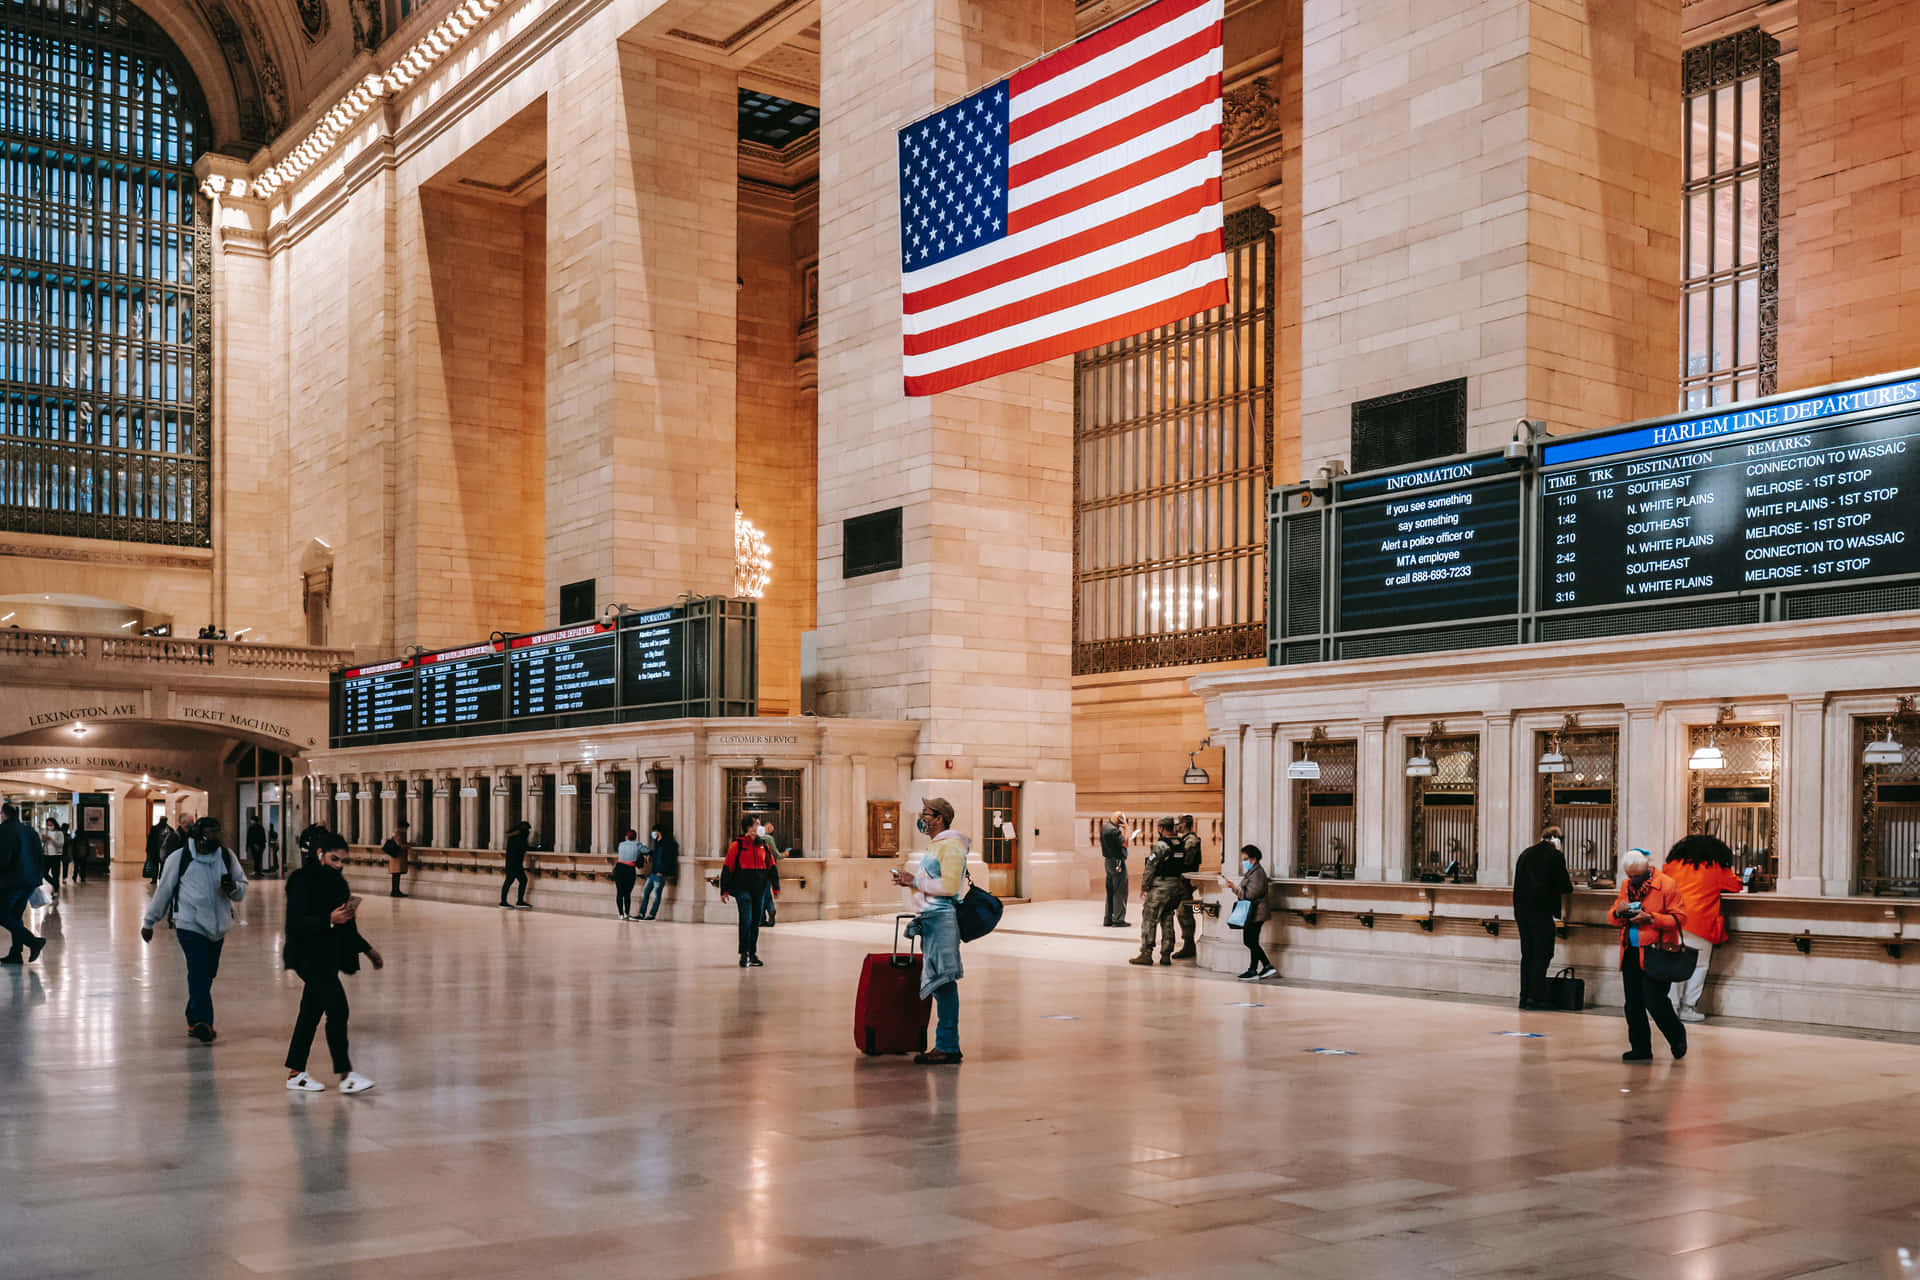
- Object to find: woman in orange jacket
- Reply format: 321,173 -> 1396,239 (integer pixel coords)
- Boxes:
1608,849 -> 1689,1062
1660,833 -> 1743,1023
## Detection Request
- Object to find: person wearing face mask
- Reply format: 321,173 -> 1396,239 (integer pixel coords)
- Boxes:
1609,849 -> 1689,1062
1219,844 -> 1274,980
890,796 -> 968,1064
639,825 -> 677,920
1511,822 -> 1574,1010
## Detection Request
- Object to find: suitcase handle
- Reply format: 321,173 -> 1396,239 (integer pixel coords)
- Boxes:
892,913 -> 921,967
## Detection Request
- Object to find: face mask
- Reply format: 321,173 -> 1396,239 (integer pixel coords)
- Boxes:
1550,837 -> 1562,849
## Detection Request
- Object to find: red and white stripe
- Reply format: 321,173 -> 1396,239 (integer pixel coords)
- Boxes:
902,0 -> 1226,396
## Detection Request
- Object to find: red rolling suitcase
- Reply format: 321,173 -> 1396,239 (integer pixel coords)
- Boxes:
855,914 -> 932,1056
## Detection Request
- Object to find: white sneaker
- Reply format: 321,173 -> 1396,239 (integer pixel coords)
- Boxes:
340,1071 -> 376,1094
1678,1008 -> 1706,1023
285,1072 -> 324,1092
514,903 -> 532,911
1256,965 -> 1278,980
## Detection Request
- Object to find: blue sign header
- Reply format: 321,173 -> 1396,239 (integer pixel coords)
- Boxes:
1542,375 -> 1920,468
1336,451 -> 1509,501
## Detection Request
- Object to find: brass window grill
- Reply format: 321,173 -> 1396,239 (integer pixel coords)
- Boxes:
1686,721 -> 1779,890
1536,728 -> 1619,884
1408,733 -> 1479,883
1857,711 -> 1920,897
1293,738 -> 1356,879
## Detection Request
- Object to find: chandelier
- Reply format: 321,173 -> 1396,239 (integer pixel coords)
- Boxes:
734,510 -> 772,599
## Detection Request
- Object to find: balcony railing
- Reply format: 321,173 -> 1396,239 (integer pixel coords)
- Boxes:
0,627 -> 352,674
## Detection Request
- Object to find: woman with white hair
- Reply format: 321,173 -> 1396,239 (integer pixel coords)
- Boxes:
1608,848 -> 1690,1062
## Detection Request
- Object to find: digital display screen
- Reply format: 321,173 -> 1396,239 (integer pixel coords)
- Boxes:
507,623 -> 618,718
417,641 -> 505,730
1540,408 -> 1920,609
337,659 -> 415,737
620,607 -> 685,717
1336,459 -> 1523,631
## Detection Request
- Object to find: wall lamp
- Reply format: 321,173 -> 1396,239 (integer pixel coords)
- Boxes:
1182,738 -> 1212,786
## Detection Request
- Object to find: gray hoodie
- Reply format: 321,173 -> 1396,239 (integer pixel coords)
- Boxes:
143,839 -> 248,939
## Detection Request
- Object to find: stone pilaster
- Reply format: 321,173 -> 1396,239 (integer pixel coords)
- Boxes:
543,42 -> 738,615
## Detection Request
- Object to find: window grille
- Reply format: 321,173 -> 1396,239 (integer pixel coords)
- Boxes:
1855,713 -> 1920,897
1349,378 -> 1466,476
0,0 -> 212,546
1293,738 -> 1355,879
1680,29 -> 1778,410
1536,728 -> 1618,883
1072,206 -> 1273,675
1408,733 -> 1479,883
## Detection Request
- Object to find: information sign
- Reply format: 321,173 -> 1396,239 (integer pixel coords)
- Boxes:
619,607 -> 686,716
417,641 -> 505,731
337,659 -> 415,738
1337,457 -> 1522,631
508,624 -> 618,718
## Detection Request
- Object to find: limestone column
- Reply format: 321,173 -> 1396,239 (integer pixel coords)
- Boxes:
379,778 -> 399,844
333,785 -> 351,838
1272,733 -> 1298,879
522,768 -> 545,848
490,773 -> 512,848
1219,730 -> 1246,865
543,41 -> 737,615
431,776 -> 452,850
1357,720 -> 1389,881
554,770 -> 577,856
1479,714 -> 1514,887
670,754 -> 692,853
590,764 -> 611,855
636,770 -> 656,842
1620,704 -> 1664,864
1248,727 -> 1277,867
406,778 -> 426,846
1780,696 -> 1827,897
459,779 -> 481,851
815,0 -> 1078,871
356,780 -> 374,847
1297,0 -> 1681,474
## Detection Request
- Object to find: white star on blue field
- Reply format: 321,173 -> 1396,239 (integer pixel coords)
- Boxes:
898,80 -> 1011,274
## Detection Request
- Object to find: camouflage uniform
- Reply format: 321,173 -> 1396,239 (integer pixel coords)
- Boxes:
1135,837 -> 1183,963
1172,828 -> 1203,957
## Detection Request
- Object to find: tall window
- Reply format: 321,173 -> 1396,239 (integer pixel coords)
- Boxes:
1,0 -> 212,546
1680,29 -> 1778,411
1073,206 -> 1273,675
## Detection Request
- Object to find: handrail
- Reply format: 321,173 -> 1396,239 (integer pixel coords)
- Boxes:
0,627 -> 352,673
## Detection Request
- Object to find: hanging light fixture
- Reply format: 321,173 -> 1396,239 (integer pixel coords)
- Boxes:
1405,735 -> 1435,778
1539,714 -> 1578,774
1288,725 -> 1326,780
1182,738 -> 1212,786
1689,706 -> 1734,771
733,509 -> 772,599
1865,710 -> 1906,767
743,757 -> 769,799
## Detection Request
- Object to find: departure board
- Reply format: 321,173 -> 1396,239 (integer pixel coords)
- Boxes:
1336,456 -> 1524,631
337,659 -> 415,738
1540,408 -> 1920,609
507,623 -> 618,718
620,607 -> 685,716
417,641 -> 505,730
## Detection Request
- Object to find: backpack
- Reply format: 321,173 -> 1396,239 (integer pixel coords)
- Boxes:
167,842 -> 236,921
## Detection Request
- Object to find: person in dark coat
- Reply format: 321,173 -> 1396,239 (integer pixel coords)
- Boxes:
1,803 -> 49,964
1512,822 -> 1574,1009
500,820 -> 531,909
145,818 -> 172,881
245,815 -> 268,873
282,832 -> 382,1094
1100,813 -> 1130,927
639,825 -> 677,920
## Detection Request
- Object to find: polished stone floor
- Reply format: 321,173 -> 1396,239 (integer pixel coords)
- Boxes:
4,880 -> 1918,1280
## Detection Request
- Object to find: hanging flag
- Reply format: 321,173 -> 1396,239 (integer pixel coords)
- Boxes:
897,0 -> 1226,397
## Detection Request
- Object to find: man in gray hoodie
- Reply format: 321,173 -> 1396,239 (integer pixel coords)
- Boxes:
142,817 -> 248,1043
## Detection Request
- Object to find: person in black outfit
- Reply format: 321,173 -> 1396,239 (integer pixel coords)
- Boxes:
145,818 -> 172,881
297,819 -> 330,868
246,814 -> 268,874
501,820 -> 531,909
282,832 -> 382,1093
1512,823 -> 1574,1009
1099,813 -> 1130,927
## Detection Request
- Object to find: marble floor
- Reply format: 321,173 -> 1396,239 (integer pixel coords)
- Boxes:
3,880 -> 1918,1280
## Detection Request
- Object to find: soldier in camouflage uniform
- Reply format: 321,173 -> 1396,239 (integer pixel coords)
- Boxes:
1170,814 -> 1203,960
1129,817 -> 1183,966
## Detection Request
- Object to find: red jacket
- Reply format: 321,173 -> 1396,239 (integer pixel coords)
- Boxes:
1660,860 -> 1742,945
1609,873 -> 1688,962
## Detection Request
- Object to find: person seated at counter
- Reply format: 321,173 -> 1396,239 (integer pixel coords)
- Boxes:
1661,834 -> 1743,1023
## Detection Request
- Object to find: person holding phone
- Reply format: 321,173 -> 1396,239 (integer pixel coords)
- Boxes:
282,831 -> 382,1094
1609,849 -> 1689,1062
1218,844 -> 1274,980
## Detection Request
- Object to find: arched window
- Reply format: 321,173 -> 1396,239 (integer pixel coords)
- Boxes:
1,0 -> 212,546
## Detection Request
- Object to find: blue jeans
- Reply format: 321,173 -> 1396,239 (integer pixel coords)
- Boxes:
760,881 -> 776,925
640,873 -> 667,918
177,929 -> 224,1028
735,890 -> 762,956
931,981 -> 959,1054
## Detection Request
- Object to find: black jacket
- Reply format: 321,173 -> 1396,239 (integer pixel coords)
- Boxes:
505,830 -> 529,867
282,862 -> 373,975
1512,840 -> 1574,916
147,823 -> 173,859
649,833 -> 679,878
0,817 -> 44,891
1099,823 -> 1126,860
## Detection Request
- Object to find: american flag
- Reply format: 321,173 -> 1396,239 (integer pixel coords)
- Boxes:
898,0 -> 1226,397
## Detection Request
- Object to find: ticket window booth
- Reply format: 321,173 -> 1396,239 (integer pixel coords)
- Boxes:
505,775 -> 523,835
610,770 -> 632,842
725,766 -> 804,855
571,772 -> 591,852
1857,710 -> 1920,896
981,783 -> 1020,897
1293,738 -> 1356,878
1538,727 -> 1619,885
533,775 -> 556,850
1687,720 -> 1779,890
650,767 -> 675,839
474,777 -> 491,849
415,783 -> 434,848
1407,732 -> 1479,882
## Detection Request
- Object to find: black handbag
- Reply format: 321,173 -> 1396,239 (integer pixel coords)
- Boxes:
1547,966 -> 1585,1012
1642,944 -> 1699,984
955,865 -> 1003,942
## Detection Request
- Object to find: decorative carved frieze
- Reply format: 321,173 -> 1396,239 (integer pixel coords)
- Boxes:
1222,75 -> 1282,152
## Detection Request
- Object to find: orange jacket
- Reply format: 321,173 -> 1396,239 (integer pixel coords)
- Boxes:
1609,873 -> 1688,961
1659,860 -> 1742,945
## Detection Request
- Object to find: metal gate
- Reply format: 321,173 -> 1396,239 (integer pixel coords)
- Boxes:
1687,722 -> 1778,889
1294,738 -> 1356,878
1857,713 -> 1920,895
1538,728 -> 1618,884
1408,733 -> 1479,882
